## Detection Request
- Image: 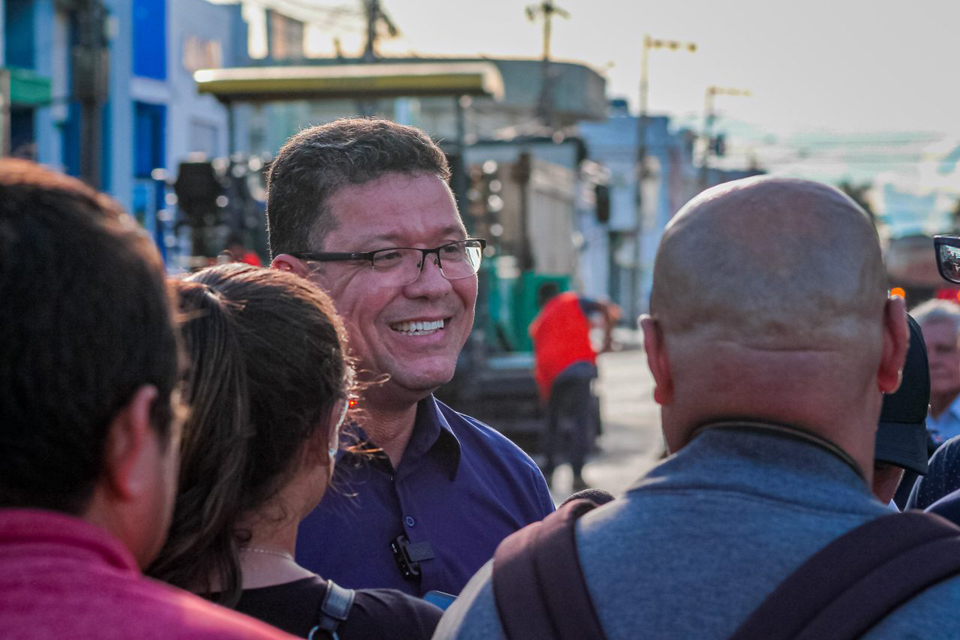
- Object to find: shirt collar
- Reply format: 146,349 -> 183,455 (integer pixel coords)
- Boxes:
632,426 -> 878,508
928,395 -> 960,431
400,396 -> 462,481
0,508 -> 139,574
338,395 -> 462,480
690,420 -> 866,482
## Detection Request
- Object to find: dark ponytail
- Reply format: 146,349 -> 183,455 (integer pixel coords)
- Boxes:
147,264 -> 351,606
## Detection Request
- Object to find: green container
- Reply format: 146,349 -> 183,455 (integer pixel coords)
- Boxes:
482,262 -> 521,351
480,266 -> 570,353
510,272 -> 570,352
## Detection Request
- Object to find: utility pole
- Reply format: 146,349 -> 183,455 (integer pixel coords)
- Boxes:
526,1 -> 569,129
0,69 -> 10,157
361,0 -> 398,63
70,0 -> 109,189
630,35 -> 696,321
699,85 -> 750,190
512,151 -> 535,272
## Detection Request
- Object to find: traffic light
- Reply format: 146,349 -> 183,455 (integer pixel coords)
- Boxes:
713,134 -> 726,158
174,161 -> 223,226
595,184 -> 610,224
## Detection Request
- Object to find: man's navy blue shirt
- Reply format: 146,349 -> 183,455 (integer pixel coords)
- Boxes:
927,488 -> 960,526
907,435 -> 960,510
295,395 -> 555,596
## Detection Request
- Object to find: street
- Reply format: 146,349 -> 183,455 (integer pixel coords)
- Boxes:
546,340 -> 666,502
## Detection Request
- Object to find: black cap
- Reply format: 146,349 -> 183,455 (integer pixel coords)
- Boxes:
875,315 -> 931,476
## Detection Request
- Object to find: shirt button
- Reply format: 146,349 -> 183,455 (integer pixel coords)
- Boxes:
404,516 -> 416,527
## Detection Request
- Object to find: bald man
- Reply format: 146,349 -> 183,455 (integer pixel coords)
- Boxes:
435,177 -> 960,639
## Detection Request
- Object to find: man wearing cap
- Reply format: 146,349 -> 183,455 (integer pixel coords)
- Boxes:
872,316 -> 934,507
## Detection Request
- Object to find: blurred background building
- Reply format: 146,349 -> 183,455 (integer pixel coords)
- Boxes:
10,0 -> 960,441
0,0 -> 763,312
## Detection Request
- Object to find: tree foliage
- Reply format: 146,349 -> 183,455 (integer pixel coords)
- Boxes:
838,180 -> 876,224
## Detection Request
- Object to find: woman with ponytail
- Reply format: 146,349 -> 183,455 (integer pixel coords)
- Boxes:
147,264 -> 442,639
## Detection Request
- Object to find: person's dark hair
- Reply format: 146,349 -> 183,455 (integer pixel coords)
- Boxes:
147,263 -> 353,606
265,117 -> 451,258
226,231 -> 245,248
537,282 -> 562,309
0,159 -> 181,514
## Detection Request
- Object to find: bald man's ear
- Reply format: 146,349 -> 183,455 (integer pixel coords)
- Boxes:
271,254 -> 311,276
878,296 -> 908,394
641,315 -> 674,405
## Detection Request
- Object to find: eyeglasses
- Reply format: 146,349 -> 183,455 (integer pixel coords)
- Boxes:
292,238 -> 486,287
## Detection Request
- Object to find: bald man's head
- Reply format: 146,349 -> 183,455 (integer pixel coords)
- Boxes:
650,177 -> 887,352
644,177 -> 906,468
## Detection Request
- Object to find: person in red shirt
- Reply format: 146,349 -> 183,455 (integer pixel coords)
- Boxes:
226,231 -> 263,266
0,159 -> 290,640
529,285 -> 619,490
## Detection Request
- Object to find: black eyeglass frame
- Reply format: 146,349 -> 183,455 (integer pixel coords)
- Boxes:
291,238 -> 487,278
934,235 -> 960,285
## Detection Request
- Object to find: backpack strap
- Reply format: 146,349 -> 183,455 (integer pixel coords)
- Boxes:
492,498 -> 606,640
307,579 -> 356,640
730,511 -> 960,640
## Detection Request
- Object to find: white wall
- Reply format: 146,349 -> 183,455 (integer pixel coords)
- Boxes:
527,158 -> 577,276
104,0 -> 133,208
31,0 -> 60,167
167,0 -> 231,164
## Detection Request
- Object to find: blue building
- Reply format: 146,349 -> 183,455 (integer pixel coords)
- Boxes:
1,0 -> 244,248
1,0 -> 56,161
579,98 -> 762,314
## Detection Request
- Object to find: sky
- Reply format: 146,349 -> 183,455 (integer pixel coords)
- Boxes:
279,0 -> 958,132
248,0 -> 960,231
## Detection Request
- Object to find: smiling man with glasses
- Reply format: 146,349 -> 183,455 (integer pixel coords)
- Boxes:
270,118 -> 554,598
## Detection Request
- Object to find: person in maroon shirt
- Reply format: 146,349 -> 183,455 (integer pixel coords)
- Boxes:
0,159 -> 290,640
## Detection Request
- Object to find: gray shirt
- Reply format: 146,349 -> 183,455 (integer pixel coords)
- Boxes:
435,427 -> 960,639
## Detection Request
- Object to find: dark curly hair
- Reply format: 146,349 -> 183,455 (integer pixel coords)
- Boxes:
265,117 -> 451,257
147,264 -> 354,606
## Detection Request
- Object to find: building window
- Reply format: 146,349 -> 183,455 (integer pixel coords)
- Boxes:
268,11 -> 304,60
134,101 -> 166,178
133,0 -> 167,80
188,119 -> 219,158
4,0 -> 35,69
183,36 -> 223,73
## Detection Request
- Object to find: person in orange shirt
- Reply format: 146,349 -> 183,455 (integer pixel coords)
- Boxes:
529,285 -> 619,490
